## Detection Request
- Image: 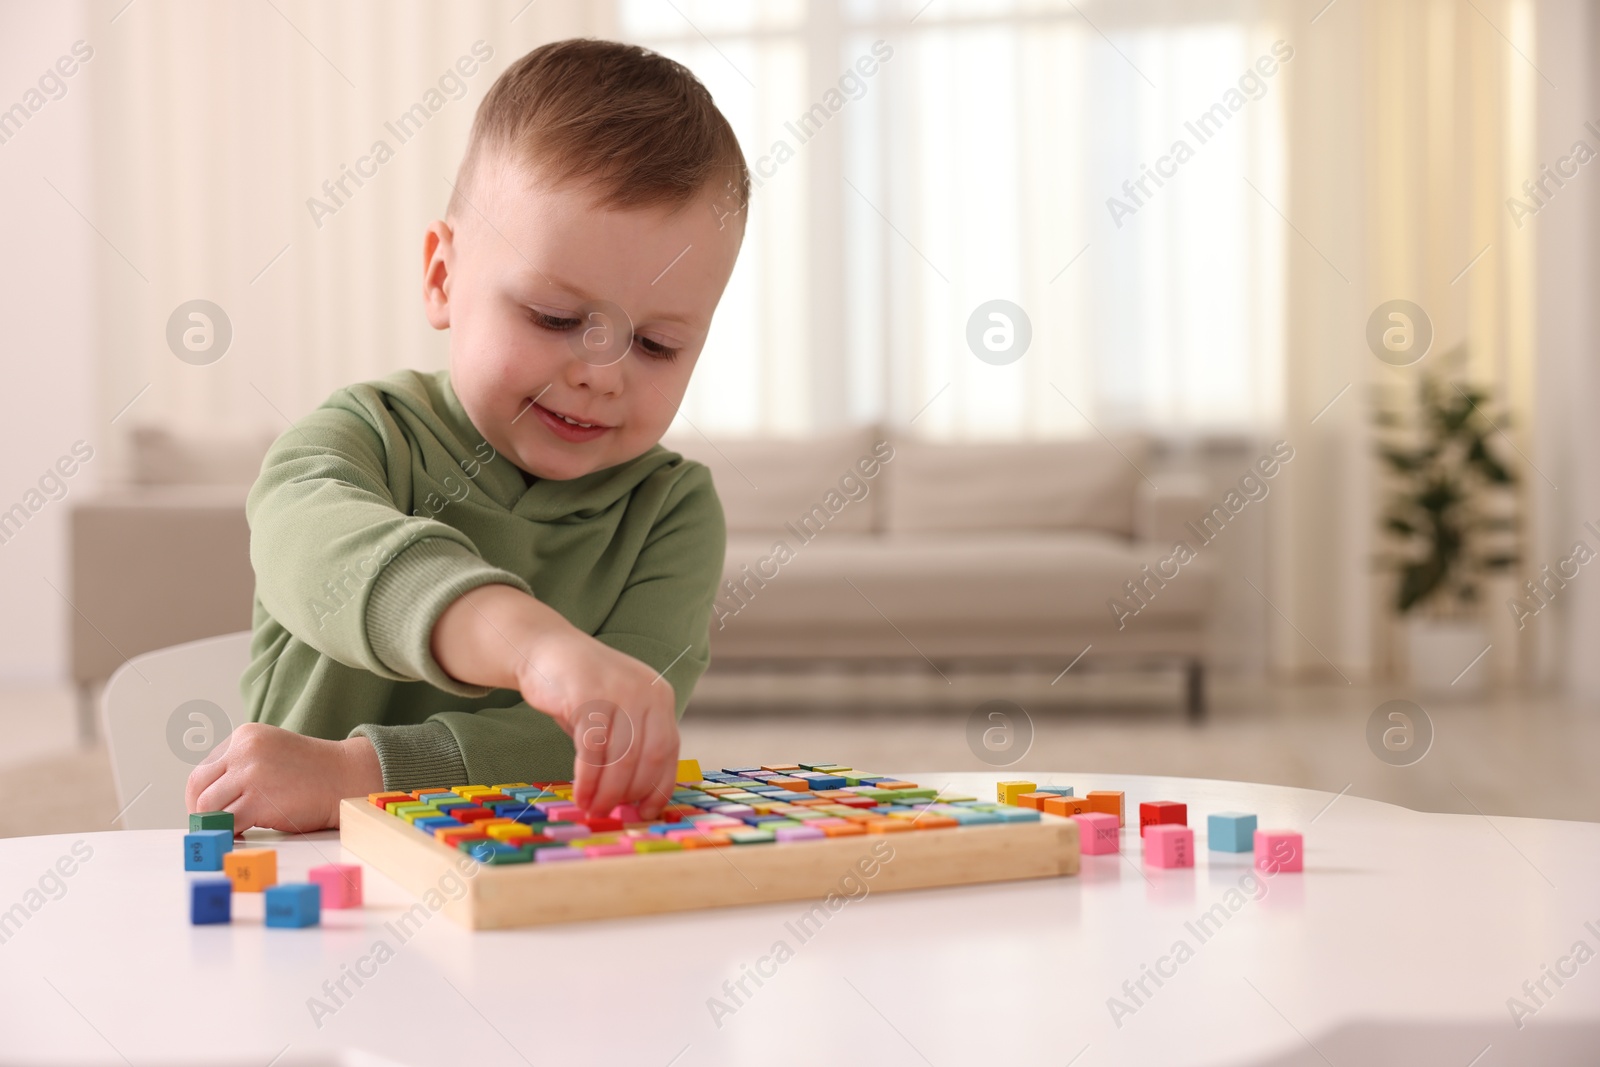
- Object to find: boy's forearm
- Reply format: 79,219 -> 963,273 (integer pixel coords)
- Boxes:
429,583 -> 577,690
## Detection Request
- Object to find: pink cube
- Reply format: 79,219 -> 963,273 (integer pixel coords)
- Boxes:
774,826 -> 826,842
1254,829 -> 1303,873
1143,824 -> 1194,868
1071,812 -> 1121,854
609,804 -> 643,823
542,823 -> 590,841
307,863 -> 363,909
582,842 -> 637,858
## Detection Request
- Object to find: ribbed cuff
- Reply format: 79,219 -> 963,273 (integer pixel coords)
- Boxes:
350,720 -> 468,791
366,537 -> 533,698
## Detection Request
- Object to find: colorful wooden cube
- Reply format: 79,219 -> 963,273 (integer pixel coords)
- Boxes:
1015,792 -> 1057,811
184,829 -> 233,871
1143,824 -> 1193,868
1139,801 -> 1187,837
308,863 -> 363,909
1086,790 -> 1125,826
189,811 -> 234,833
996,780 -> 1037,806
487,823 -> 535,842
264,883 -> 321,927
1072,812 -> 1121,854
676,758 -> 703,783
369,791 -> 413,808
1208,812 -> 1257,852
1254,829 -> 1304,873
1042,795 -> 1092,818
222,848 -> 277,892
189,879 -> 232,924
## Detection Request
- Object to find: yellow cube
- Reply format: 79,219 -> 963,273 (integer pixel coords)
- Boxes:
486,824 -> 534,842
997,780 -> 1038,806
222,849 -> 277,892
491,783 -> 530,790
676,758 -> 703,783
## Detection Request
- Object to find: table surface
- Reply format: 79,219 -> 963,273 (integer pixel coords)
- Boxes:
1,771 -> 1598,1067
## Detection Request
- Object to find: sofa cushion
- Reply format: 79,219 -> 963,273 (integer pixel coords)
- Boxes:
661,428 -> 887,536
716,530 -> 1212,628
886,436 -> 1149,538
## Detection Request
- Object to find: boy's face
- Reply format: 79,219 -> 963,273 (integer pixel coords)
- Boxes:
423,154 -> 744,481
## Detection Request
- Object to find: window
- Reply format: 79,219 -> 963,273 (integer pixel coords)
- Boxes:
622,0 -> 1288,439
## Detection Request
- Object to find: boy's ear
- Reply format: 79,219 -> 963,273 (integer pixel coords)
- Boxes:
422,220 -> 454,329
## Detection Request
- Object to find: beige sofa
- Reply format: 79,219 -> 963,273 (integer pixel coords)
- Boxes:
663,429 -> 1215,715
68,427 -> 1216,738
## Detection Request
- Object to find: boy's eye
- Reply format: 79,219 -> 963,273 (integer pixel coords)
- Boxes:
527,308 -> 580,331
634,334 -> 679,361
527,306 -> 679,362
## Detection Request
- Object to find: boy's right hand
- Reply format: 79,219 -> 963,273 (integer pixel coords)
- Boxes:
430,583 -> 682,820
510,630 -> 680,820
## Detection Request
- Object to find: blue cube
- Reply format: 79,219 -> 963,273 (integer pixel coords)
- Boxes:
414,816 -> 458,834
1208,812 -> 1258,852
183,829 -> 234,871
1036,786 -> 1075,797
264,883 -> 321,928
190,879 -> 232,925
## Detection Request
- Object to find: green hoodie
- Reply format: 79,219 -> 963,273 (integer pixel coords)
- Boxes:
241,369 -> 725,790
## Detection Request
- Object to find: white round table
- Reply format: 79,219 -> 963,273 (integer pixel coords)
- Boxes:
2,773 -> 1597,1066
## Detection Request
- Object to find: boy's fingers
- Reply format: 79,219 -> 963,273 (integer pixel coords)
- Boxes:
195,774 -> 245,828
622,718 -> 672,819
187,757 -> 230,814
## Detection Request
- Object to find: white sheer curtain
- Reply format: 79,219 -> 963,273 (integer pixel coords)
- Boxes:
623,0 -> 1292,440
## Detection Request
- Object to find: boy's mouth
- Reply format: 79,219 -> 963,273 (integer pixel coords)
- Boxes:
530,400 -> 611,442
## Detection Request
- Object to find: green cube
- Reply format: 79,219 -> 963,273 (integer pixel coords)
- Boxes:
189,811 -> 234,833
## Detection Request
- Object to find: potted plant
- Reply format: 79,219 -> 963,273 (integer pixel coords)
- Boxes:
1373,346 -> 1519,693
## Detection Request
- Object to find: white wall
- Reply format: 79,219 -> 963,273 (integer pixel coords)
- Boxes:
0,0 -> 97,683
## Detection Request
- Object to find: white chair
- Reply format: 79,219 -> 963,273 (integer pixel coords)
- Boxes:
100,630 -> 253,830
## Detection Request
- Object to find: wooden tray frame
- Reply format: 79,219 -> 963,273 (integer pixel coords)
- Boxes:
339,797 -> 1080,929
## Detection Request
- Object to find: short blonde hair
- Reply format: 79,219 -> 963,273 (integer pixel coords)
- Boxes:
449,38 -> 749,219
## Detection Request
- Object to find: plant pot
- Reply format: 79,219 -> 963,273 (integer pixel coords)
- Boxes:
1406,617 -> 1490,695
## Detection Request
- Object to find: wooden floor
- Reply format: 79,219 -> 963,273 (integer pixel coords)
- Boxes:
1,670 -> 1596,839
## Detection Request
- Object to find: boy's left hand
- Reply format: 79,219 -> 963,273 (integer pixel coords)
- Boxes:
184,723 -> 383,833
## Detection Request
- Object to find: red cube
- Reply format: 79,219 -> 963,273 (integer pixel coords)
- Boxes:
452,807 -> 496,823
1139,801 -> 1187,837
583,816 -> 624,832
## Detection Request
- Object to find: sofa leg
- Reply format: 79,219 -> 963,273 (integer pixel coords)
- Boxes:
1185,660 -> 1205,723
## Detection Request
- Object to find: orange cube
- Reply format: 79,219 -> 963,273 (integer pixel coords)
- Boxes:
819,822 -> 868,837
863,819 -> 914,833
369,791 -> 414,808
909,814 -> 960,830
435,825 -> 489,845
222,849 -> 277,892
1017,792 -> 1058,811
1087,790 -> 1125,826
679,833 -> 732,849
1043,795 -> 1092,818
768,777 -> 810,791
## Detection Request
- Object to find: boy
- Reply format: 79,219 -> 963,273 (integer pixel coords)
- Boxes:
185,39 -> 747,832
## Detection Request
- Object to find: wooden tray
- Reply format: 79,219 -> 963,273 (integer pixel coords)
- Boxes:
338,797 -> 1080,929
